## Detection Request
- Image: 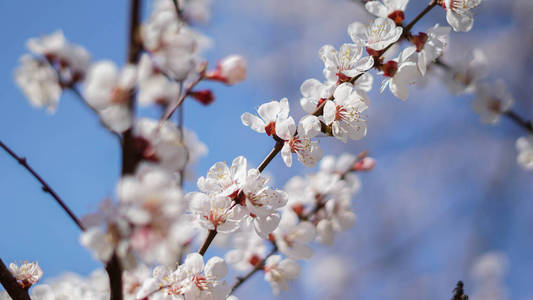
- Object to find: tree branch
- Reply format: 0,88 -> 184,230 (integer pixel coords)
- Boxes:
106,2 -> 143,300
0,259 -> 32,300
198,230 -> 217,256
504,110 -> 533,134
403,0 -> 437,34
162,63 -> 207,122
0,140 -> 85,231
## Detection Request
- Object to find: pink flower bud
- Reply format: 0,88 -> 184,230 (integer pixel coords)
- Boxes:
206,55 -> 247,85
353,157 -> 376,171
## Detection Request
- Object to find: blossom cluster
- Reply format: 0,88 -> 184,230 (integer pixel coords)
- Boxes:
14,0 -> 533,299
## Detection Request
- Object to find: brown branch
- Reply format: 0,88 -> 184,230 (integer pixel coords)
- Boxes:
403,0 -> 437,34
106,2 -> 143,300
162,63 -> 207,122
451,281 -> 469,300
105,253 -> 123,300
0,140 -> 85,231
504,110 -> 533,134
198,230 -> 217,256
230,244 -> 278,294
0,259 -> 32,300
172,0 -> 185,22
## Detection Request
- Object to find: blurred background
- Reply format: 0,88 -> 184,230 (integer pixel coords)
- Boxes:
1,0 -> 533,299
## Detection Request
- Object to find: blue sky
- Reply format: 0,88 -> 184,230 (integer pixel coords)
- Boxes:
1,0 -> 533,299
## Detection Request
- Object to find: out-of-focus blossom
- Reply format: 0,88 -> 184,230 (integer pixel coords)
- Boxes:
445,48 -> 488,95
470,251 -> 509,300
264,255 -> 301,296
27,30 -> 91,83
81,165 -> 188,267
14,55 -> 61,112
273,211 -> 315,259
444,0 -> 482,32
137,53 -> 180,106
142,1 -> 209,80
137,253 -> 230,300
225,230 -> 267,271
516,136 -> 533,170
133,118 -> 207,174
206,55 -> 247,85
307,255 -> 349,296
83,61 -> 137,132
472,80 -> 513,124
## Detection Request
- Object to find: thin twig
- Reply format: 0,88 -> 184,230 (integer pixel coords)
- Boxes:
162,63 -> 207,122
504,110 -> 533,133
451,281 -> 469,300
198,230 -> 217,256
403,0 -> 437,34
0,259 -> 32,300
0,140 -> 85,231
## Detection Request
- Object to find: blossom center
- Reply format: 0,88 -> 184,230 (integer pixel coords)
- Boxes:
265,122 -> 276,136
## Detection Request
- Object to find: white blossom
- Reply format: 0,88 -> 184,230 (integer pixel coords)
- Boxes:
189,156 -> 286,237
411,24 -> 451,75
133,118 -> 207,173
142,2 -> 209,80
299,79 -> 336,114
207,55 -> 247,85
445,48 -> 488,94
14,55 -> 61,112
264,255 -> 301,296
321,83 -> 369,142
472,80 -> 513,124
137,253 -> 229,300
273,211 -> 315,260
9,261 -> 43,289
137,53 -> 180,106
444,0 -> 482,32
276,116 -> 323,167
83,61 -> 137,132
516,136 -> 533,170
241,98 -> 290,136
380,47 -> 418,101
365,0 -> 409,24
225,230 -> 267,271
348,17 -> 403,51
319,44 -> 374,83
26,30 -> 90,82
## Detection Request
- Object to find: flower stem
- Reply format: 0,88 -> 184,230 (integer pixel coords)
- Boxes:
198,230 -> 218,256
403,0 -> 438,34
